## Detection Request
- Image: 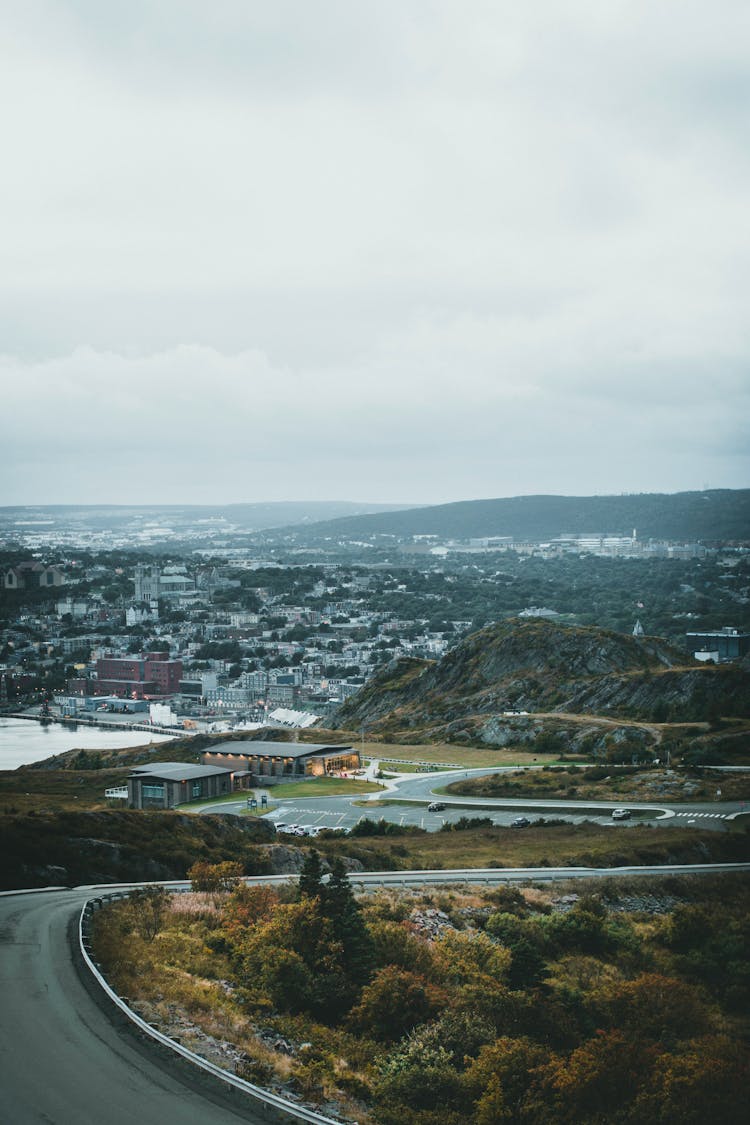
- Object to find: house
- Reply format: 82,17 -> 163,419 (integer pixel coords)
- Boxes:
3,562 -> 66,590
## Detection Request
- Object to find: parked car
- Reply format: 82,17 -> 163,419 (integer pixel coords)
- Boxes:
427,802 -> 446,812
611,808 -> 631,820
511,816 -> 531,828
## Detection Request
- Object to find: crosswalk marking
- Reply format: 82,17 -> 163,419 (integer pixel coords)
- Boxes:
676,811 -> 727,819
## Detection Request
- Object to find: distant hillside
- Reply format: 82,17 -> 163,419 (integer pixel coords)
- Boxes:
333,619 -> 750,740
0,500 -> 410,536
283,489 -> 750,543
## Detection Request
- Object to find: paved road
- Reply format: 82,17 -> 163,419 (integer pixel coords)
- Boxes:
197,766 -> 747,834
0,889 -> 262,1125
4,863 -> 750,1124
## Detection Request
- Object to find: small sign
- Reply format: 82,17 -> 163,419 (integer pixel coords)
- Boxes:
261,794 -> 268,807
249,798 -> 258,809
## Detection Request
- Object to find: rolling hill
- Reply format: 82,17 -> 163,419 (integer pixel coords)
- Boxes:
280,489 -> 750,543
332,618 -> 750,742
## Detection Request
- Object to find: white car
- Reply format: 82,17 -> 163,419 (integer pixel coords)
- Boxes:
611,808 -> 631,821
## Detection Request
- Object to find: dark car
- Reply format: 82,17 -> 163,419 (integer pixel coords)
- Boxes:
511,816 -> 531,828
427,802 -> 446,812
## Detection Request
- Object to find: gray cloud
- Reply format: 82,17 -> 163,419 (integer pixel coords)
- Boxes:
0,2 -> 748,502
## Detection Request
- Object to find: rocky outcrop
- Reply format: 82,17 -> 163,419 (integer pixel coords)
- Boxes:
261,845 -> 364,875
333,619 -> 750,738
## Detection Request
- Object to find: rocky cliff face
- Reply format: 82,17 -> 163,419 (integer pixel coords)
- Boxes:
333,619 -> 750,739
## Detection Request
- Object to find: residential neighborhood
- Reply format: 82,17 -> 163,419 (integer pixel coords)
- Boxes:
1,504 -> 748,739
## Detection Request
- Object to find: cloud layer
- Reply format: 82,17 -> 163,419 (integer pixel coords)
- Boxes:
1,2 -> 748,502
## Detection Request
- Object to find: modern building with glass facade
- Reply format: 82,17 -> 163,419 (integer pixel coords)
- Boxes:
201,740 -> 360,785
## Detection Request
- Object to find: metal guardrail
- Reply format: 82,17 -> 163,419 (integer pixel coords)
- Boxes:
372,757 -> 461,768
78,895 -> 343,1125
75,862 -> 750,1120
76,861 -> 750,898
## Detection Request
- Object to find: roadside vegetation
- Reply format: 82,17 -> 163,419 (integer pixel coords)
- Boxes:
445,764 -> 750,804
2,807 -> 747,890
323,821 -> 749,873
0,809 -> 274,889
92,867 -> 750,1124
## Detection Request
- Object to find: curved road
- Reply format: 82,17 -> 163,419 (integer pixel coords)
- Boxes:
0,888 -> 261,1124
3,863 -> 750,1124
197,765 -> 747,833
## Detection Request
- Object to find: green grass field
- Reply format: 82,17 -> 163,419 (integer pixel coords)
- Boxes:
327,821 -> 749,871
371,760 -> 461,774
265,777 -> 382,799
362,741 -> 571,768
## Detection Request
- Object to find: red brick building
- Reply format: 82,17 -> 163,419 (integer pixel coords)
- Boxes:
69,650 -> 183,699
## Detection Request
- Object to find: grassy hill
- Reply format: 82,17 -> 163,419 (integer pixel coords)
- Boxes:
281,489 -> 750,543
333,619 -> 750,742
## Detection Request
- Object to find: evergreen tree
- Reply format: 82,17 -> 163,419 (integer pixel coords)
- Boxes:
322,857 -> 374,986
297,848 -> 324,900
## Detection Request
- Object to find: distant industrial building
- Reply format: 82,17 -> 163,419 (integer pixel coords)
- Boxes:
202,740 -> 360,784
67,649 -> 183,698
128,762 -> 232,809
687,627 -> 750,663
178,671 -> 218,700
57,694 -> 150,717
549,532 -> 638,556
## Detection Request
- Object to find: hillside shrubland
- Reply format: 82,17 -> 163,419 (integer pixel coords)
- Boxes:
0,809 -> 275,889
92,868 -> 750,1124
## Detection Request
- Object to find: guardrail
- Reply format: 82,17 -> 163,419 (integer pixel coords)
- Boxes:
78,894 -> 342,1125
369,757 -> 461,768
75,862 -> 750,1120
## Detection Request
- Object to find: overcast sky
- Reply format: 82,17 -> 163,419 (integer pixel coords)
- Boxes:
1,1 -> 748,506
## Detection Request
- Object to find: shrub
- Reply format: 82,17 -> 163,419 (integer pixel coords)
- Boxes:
347,966 -> 445,1041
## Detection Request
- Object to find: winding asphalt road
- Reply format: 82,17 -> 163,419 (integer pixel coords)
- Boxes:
197,766 -> 747,833
3,860 -> 750,1124
0,888 -> 262,1124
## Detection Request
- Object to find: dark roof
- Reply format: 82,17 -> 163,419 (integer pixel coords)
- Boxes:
129,762 -> 232,781
204,740 -> 354,760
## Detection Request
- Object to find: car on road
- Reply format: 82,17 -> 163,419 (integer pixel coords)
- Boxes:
511,816 -> 531,828
611,808 -> 632,820
427,802 -> 446,812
